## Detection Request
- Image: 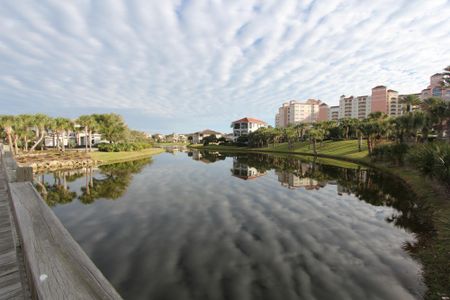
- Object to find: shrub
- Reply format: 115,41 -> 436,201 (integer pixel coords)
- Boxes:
407,142 -> 450,186
97,142 -> 153,152
371,143 -> 410,165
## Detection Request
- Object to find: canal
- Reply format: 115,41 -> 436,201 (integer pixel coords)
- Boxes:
36,149 -> 429,300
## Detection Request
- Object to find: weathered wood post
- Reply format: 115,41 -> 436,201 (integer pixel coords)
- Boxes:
16,166 -> 33,182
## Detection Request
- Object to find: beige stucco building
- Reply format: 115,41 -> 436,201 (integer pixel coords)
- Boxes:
420,73 -> 450,101
371,86 -> 403,117
275,99 -> 321,127
338,95 -> 372,119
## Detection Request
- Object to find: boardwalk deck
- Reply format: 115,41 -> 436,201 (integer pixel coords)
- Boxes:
0,157 -> 29,299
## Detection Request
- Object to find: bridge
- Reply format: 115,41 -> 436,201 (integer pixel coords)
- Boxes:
0,145 -> 122,299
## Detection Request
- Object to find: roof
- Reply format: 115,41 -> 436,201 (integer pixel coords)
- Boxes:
231,117 -> 267,125
372,85 -> 387,89
195,129 -> 222,135
319,103 -> 328,107
387,89 -> 398,92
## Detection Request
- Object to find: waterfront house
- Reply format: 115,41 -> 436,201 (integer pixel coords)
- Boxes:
191,129 -> 222,144
231,117 -> 267,141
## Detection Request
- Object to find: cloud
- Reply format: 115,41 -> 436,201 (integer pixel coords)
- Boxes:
0,0 -> 450,132
53,153 -> 424,299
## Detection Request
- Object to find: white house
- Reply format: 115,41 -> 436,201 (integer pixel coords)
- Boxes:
191,129 -> 222,144
231,117 -> 267,141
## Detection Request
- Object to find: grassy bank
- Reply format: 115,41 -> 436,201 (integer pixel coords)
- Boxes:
91,148 -> 164,165
191,140 -> 449,299
191,140 -> 369,158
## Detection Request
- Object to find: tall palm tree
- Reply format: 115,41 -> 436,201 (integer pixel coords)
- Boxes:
0,115 -> 15,154
77,115 -> 93,152
421,97 -> 448,139
339,118 -> 357,140
18,114 -> 34,152
30,114 -> 51,152
294,123 -> 307,141
400,95 -> 421,113
307,127 -> 326,155
54,117 -> 72,151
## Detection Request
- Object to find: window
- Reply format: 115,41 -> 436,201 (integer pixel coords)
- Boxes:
234,123 -> 240,129
432,87 -> 442,96
241,123 -> 248,129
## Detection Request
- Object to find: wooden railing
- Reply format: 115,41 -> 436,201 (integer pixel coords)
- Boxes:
0,144 -> 122,299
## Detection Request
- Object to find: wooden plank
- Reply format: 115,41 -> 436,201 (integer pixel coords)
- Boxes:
0,153 -> 28,300
15,168 -> 33,183
9,182 -> 122,300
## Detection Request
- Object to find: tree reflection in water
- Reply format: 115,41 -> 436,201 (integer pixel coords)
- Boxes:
189,150 -> 434,249
35,158 -> 152,206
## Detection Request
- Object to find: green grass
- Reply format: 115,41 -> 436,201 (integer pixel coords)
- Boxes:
260,140 -> 369,158
190,140 -> 369,159
91,148 -> 164,165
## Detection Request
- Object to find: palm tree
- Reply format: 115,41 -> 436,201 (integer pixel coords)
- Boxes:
421,97 -> 448,139
294,123 -> 307,141
54,117 -> 72,151
400,95 -> 421,113
442,65 -> 450,87
0,115 -> 15,154
18,114 -> 34,152
30,114 -> 52,152
307,127 -> 326,155
77,115 -> 94,152
339,118 -> 357,140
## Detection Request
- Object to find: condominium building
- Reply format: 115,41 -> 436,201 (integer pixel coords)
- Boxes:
318,103 -> 329,121
339,95 -> 371,119
329,106 -> 339,121
420,73 -> 450,100
371,86 -> 403,117
231,117 -> 267,141
275,99 -> 321,127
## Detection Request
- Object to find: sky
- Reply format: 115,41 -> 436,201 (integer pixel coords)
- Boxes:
1,0 -> 450,134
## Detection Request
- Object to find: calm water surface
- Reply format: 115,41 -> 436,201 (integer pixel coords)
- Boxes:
37,149 -> 428,300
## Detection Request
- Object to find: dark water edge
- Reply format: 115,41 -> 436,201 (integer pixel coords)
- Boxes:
35,150 -> 433,300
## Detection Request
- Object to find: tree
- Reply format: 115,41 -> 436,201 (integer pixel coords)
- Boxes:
400,95 -> 421,113
54,117 -> 72,151
441,65 -> 450,88
421,97 -> 448,139
30,114 -> 52,152
294,123 -> 307,141
360,113 -> 389,154
307,127 -> 326,155
76,115 -> 92,152
94,113 -> 127,144
0,115 -> 15,153
339,118 -> 357,140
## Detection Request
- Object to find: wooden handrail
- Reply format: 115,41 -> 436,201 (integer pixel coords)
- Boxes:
1,144 -> 122,299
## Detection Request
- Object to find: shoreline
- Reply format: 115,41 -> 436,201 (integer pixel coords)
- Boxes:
15,148 -> 165,172
189,143 -> 450,299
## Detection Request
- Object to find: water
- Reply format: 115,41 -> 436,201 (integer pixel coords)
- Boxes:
37,150 -> 429,300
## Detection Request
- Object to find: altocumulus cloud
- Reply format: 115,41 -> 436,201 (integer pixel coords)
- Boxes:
0,0 -> 450,132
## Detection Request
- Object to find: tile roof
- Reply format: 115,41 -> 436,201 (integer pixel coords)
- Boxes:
231,117 -> 267,125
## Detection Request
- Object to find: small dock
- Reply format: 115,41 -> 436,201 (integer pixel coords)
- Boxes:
0,152 -> 29,299
0,145 -> 122,299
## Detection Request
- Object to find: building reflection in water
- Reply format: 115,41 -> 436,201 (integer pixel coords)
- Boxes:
276,170 -> 321,190
231,158 -> 267,180
163,145 -> 189,154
